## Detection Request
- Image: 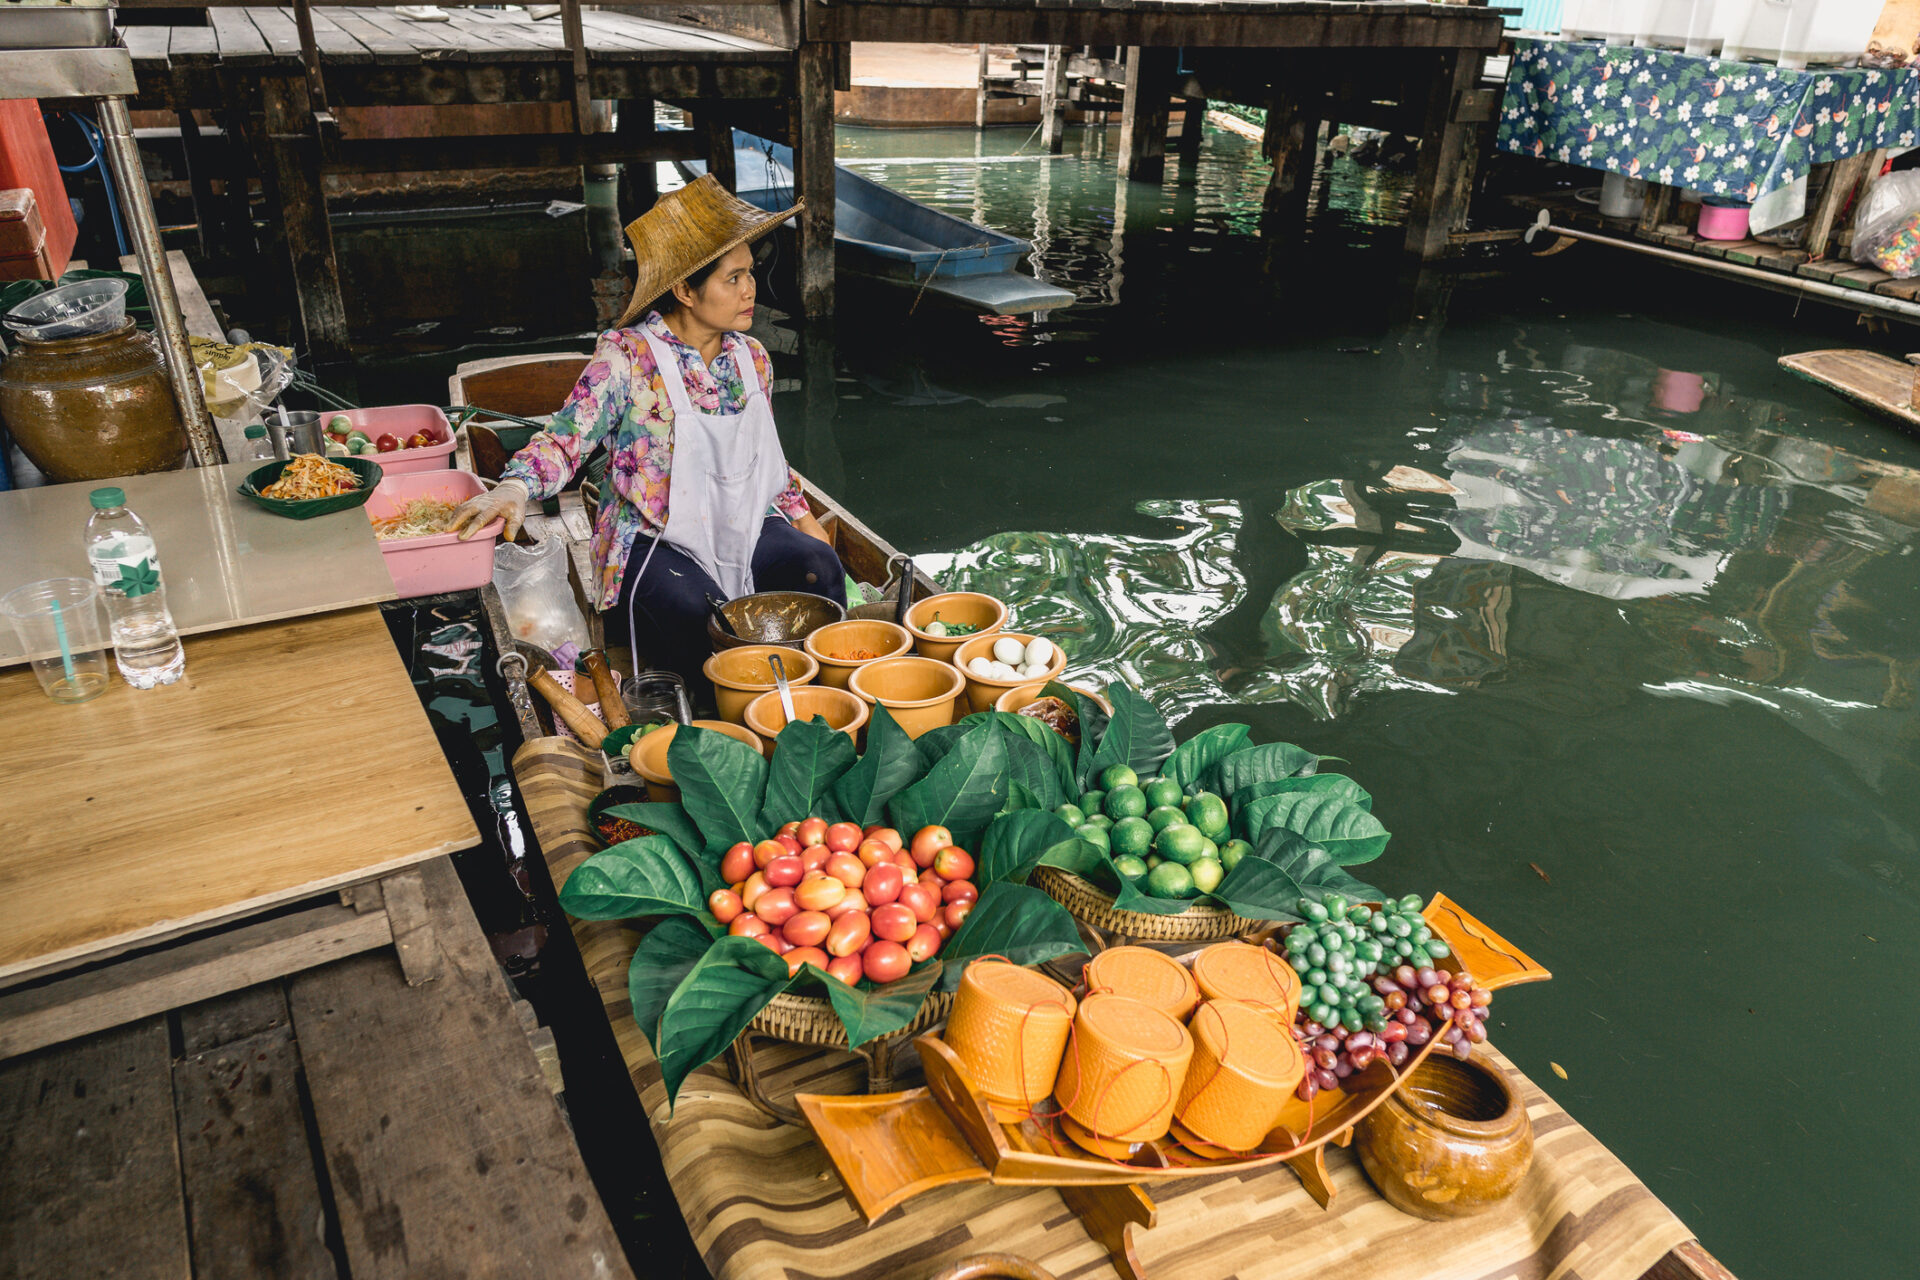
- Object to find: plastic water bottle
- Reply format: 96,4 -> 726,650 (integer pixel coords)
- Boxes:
243,423 -> 275,463
85,487 -> 185,688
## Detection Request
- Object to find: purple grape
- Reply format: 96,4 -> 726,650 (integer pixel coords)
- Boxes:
1333,1058 -> 1353,1079
1387,1041 -> 1410,1067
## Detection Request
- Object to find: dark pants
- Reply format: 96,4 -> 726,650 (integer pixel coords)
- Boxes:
612,515 -> 845,690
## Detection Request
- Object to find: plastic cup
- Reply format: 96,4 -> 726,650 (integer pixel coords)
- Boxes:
2,578 -> 113,703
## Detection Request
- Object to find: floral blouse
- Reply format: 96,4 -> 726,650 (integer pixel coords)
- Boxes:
502,310 -> 810,611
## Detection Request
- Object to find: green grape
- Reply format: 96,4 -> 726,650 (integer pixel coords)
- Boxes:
1303,901 -> 1329,924
1426,940 -> 1452,958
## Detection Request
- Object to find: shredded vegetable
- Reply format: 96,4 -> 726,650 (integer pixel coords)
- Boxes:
262,453 -> 360,500
371,497 -> 459,541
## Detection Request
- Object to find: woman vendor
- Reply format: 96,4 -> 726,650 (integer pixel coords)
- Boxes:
450,175 -> 844,689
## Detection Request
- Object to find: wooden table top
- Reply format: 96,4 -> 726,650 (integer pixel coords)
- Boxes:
0,606 -> 478,982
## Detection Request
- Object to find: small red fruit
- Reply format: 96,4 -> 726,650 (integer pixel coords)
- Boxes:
826,954 -> 865,986
764,855 -> 804,888
794,875 -> 847,912
785,946 -> 829,977
863,940 -> 911,984
825,853 -> 866,888
892,850 -> 918,875
720,842 -> 754,883
797,816 -> 829,848
910,825 -> 953,867
871,903 -> 917,943
740,871 -> 770,910
857,838 -> 894,869
782,910 -> 831,948
753,887 -> 798,926
932,847 -> 975,882
776,833 -> 804,856
861,863 -> 904,907
778,821 -> 801,839
729,914 -> 769,938
941,879 -> 978,906
753,839 -> 787,869
823,894 -> 866,920
800,845 -> 831,873
375,432 -> 401,453
899,882 -> 940,924
826,910 -> 872,957
905,924 -> 942,963
869,826 -> 904,854
708,890 -> 743,924
755,933 -> 786,955
932,918 -> 952,941
825,822 -> 864,853
942,901 -> 972,930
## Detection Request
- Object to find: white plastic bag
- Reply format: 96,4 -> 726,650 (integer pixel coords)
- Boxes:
1852,170 -> 1920,277
493,535 -> 590,663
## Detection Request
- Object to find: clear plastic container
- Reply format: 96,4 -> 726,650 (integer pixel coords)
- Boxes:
1637,0 -> 1722,52
243,424 -> 276,463
1721,0 -> 1881,66
84,487 -> 186,689
4,278 -> 129,340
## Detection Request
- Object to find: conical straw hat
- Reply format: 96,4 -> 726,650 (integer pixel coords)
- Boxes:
617,174 -> 801,328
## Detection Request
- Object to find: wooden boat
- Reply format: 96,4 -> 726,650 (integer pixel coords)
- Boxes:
1779,348 -> 1920,431
685,131 -> 1077,317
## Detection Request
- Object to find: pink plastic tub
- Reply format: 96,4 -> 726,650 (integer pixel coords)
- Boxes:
1696,200 -> 1750,242
365,469 -> 501,598
331,405 -> 456,474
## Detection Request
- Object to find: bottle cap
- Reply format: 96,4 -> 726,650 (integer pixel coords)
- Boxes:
244,424 -> 266,439
89,487 -> 125,510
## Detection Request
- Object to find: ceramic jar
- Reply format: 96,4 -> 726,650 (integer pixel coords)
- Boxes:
0,317 -> 188,481
1355,1053 -> 1534,1220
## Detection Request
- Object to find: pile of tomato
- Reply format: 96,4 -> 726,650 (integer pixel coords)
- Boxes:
707,820 -> 977,984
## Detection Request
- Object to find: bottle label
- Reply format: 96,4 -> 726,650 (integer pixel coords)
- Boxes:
90,535 -> 162,598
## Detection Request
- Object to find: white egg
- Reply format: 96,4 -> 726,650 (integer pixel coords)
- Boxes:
1019,662 -> 1046,679
968,656 -> 997,678
992,636 -> 1026,666
989,661 -> 1020,681
1024,637 -> 1055,667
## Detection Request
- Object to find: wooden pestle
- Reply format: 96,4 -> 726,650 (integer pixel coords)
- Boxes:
582,650 -> 629,729
528,668 -> 609,748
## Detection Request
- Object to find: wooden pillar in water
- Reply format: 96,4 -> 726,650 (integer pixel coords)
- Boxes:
693,106 -> 735,192
1175,97 -> 1205,168
975,45 -> 989,130
1118,47 -> 1174,183
618,99 -> 658,219
258,74 -> 348,363
1403,49 -> 1486,260
1261,81 -> 1321,228
793,41 -> 837,316
1040,46 -> 1069,155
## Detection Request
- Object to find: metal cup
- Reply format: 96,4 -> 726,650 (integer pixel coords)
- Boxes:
279,410 -> 325,456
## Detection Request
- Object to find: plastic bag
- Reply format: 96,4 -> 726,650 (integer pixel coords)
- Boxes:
1852,171 -> 1920,277
493,535 -> 590,664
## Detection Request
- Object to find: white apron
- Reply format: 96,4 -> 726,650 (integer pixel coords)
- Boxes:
625,329 -> 791,676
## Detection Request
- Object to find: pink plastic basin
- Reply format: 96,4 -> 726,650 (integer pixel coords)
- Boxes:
366,469 -> 500,598
331,405 -> 456,474
1696,201 -> 1750,242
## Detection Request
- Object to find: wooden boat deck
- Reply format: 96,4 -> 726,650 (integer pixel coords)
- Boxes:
1779,348 -> 1920,431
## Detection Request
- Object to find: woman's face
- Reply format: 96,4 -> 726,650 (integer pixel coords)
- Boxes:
675,243 -> 756,332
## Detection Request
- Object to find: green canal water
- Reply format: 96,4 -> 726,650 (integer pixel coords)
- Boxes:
357,122 -> 1917,1279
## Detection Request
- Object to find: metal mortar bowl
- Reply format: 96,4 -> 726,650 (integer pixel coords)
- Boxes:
707,591 -> 847,652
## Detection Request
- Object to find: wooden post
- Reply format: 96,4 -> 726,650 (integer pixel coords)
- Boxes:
560,0 -> 594,135
694,106 -> 735,192
1403,49 -> 1486,261
289,0 -> 329,113
1040,46 -> 1069,154
1261,85 -> 1320,227
217,104 -> 257,268
794,41 -> 836,317
616,99 -> 657,219
259,75 -> 348,363
975,45 -> 989,130
1175,97 -> 1205,167
1118,47 -> 1174,184
176,110 -> 218,259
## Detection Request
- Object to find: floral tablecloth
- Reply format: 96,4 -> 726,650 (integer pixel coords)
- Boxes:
1496,39 -> 1920,201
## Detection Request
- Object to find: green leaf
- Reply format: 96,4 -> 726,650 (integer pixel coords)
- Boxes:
1243,790 -> 1390,866
829,704 -> 926,827
1002,780 -> 1044,813
761,716 -> 857,828
1043,679 -> 1108,790
999,729 -> 1069,813
818,961 -> 945,1047
1109,874 -> 1198,915
1037,831 -> 1116,886
914,722 -> 971,767
889,725 -> 1012,852
627,915 -> 722,1050
984,711 -> 1078,799
1165,723 -> 1251,794
1232,775 -> 1374,839
655,936 -> 794,1107
1205,741 -> 1322,799
936,881 -> 1087,991
603,801 -> 706,860
1211,829 -> 1382,921
558,834 -> 710,920
979,810 -> 1090,886
667,725 -> 769,854
1089,682 -> 1175,782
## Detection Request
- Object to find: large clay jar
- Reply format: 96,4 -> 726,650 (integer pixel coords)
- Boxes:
0,318 -> 188,481
1355,1053 -> 1533,1220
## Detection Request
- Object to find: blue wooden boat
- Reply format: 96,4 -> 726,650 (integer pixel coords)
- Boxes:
686,131 -> 1076,316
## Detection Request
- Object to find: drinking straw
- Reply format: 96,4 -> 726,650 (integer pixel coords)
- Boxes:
48,596 -> 76,683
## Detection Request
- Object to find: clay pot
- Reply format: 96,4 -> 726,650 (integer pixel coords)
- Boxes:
952,632 -> 1069,715
0,318 -> 188,481
904,591 -> 1006,663
703,644 -> 818,726
628,720 -> 765,801
743,684 -> 870,755
1355,1053 -> 1534,1220
846,656 -> 964,739
803,618 -> 913,690
994,681 -> 1111,717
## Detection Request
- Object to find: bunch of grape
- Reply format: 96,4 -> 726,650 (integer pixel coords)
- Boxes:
1292,966 -> 1494,1101
1280,893 -> 1452,1034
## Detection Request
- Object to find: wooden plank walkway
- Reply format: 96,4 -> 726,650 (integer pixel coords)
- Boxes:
1779,349 -> 1920,431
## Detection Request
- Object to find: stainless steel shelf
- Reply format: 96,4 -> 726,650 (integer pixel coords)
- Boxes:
0,41 -> 134,101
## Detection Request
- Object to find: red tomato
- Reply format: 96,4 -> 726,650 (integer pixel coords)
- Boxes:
720,842 -> 755,884
933,847 -> 975,883
778,821 -> 801,839
861,863 -> 904,907
782,910 -> 831,948
797,816 -> 829,848
764,855 -> 804,889
785,946 -> 829,977
800,845 -> 831,873
730,914 -> 768,939
794,875 -> 846,912
753,887 -> 797,926
823,894 -> 866,920
899,883 -> 940,925
825,910 -> 871,957
375,433 -> 401,453
932,918 -> 953,941
906,924 -> 942,964
825,954 -> 865,986
753,839 -> 786,869
755,933 -> 786,955
775,833 -> 804,856
869,826 -> 905,854
740,872 -> 770,910
857,838 -> 894,869
941,879 -> 978,906
870,903 -> 917,943
708,890 -> 743,924
910,825 -> 953,868
825,822 -> 864,853
942,901 -> 972,930
863,940 -> 911,984
891,850 -> 919,876
825,853 -> 866,888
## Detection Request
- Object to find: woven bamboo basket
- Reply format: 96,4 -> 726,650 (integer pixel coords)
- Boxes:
1033,867 -> 1252,944
748,988 -> 956,1050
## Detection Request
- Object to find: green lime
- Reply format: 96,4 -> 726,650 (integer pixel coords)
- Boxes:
1219,838 -> 1253,872
1110,816 -> 1154,858
1104,785 -> 1147,820
1113,854 -> 1149,882
1100,764 -> 1139,791
1145,854 -> 1163,870
1189,856 -> 1225,895
1085,814 -> 1113,830
1079,789 -> 1106,815
1146,804 -> 1185,834
1198,837 -> 1218,860
1155,824 -> 1207,866
1145,861 -> 1195,899
1055,803 -> 1087,829
1142,777 -> 1181,809
1184,793 -> 1230,841
1075,824 -> 1110,854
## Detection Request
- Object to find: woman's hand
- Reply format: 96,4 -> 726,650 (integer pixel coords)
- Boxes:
451,478 -> 529,541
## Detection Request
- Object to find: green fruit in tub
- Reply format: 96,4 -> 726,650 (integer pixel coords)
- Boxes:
328,413 -> 354,433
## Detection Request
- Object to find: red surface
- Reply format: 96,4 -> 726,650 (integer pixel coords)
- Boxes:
0,102 -> 76,278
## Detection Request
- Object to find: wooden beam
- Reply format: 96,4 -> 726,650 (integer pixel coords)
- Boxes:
616,97 -> 660,218
694,104 -> 736,191
1403,48 -> 1484,261
1118,46 -> 1174,184
1040,44 -> 1069,154
794,41 -> 836,316
1808,151 -> 1876,259
324,129 -> 701,173
975,43 -> 989,130
1261,81 -> 1320,226
290,0 -> 330,110
258,73 -> 350,361
1175,96 -> 1205,167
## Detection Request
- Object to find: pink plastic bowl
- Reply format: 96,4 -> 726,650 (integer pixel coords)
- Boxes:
365,469 -> 500,598
1696,201 -> 1750,242
332,405 -> 456,474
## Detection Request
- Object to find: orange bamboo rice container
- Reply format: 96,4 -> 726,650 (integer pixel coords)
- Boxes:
1082,946 -> 1199,1022
944,959 -> 1078,1122
1190,942 -> 1303,1027
1053,994 -> 1193,1148
1173,999 -> 1306,1153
